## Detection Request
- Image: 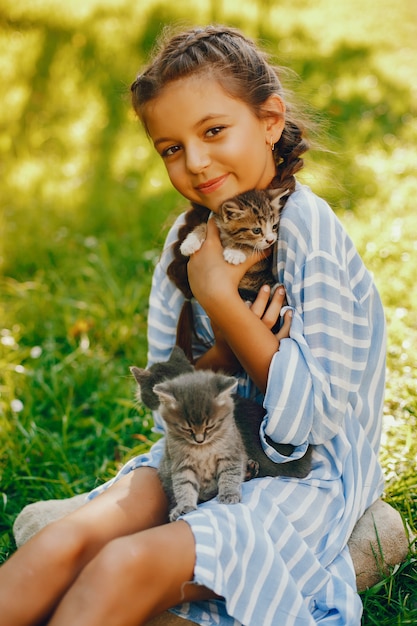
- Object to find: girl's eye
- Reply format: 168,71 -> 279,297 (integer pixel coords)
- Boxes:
161,145 -> 181,158
252,227 -> 262,235
206,126 -> 225,138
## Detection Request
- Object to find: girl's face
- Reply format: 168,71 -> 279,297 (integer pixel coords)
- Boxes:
143,75 -> 285,213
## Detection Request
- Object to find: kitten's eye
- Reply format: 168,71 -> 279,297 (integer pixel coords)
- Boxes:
273,223 -> 279,231
252,227 -> 262,235
180,426 -> 194,436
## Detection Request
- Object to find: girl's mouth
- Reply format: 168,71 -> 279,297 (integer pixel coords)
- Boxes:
196,174 -> 229,194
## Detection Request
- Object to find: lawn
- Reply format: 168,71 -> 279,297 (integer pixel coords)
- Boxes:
1,0 -> 417,623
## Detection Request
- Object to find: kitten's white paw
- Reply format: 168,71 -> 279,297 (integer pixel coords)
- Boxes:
218,491 -> 241,505
169,504 -> 197,521
180,233 -> 204,256
223,248 -> 247,265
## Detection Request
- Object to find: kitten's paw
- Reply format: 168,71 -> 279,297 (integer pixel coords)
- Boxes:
245,459 -> 260,480
218,491 -> 241,505
169,504 -> 197,521
180,233 -> 204,257
223,248 -> 247,265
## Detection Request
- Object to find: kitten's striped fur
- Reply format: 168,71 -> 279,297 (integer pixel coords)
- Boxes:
180,187 -> 288,301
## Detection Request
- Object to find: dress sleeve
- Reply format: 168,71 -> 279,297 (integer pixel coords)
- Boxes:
146,214 -> 186,367
146,215 -> 186,432
261,191 -> 374,457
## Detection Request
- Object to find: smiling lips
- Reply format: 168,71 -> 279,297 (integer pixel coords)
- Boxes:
196,174 -> 229,194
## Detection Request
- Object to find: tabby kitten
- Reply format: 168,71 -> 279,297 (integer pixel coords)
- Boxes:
131,347 -> 312,522
180,187 -> 288,302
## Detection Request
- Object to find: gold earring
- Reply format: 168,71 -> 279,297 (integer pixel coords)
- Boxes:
270,138 -> 275,151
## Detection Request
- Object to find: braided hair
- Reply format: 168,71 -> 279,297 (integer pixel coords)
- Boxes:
130,25 -> 310,359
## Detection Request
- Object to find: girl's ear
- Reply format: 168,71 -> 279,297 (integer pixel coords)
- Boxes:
261,94 -> 286,146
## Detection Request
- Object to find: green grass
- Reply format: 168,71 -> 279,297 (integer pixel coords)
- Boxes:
1,0 -> 417,622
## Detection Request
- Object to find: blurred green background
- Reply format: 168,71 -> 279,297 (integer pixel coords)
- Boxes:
1,1 -> 417,619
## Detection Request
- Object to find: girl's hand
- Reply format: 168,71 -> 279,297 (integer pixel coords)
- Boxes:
188,217 -> 270,305
196,284 -> 291,374
249,284 -> 292,348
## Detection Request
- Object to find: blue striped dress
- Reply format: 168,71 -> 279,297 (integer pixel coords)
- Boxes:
89,182 -> 386,625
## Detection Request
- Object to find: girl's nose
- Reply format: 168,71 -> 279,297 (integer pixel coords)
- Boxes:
185,144 -> 210,173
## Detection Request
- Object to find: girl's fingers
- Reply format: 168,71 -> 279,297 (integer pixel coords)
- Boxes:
260,285 -> 286,328
275,309 -> 292,340
249,285 -> 272,318
250,284 -> 288,331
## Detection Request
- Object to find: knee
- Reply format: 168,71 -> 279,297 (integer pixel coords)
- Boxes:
35,517 -> 90,567
94,535 -> 155,583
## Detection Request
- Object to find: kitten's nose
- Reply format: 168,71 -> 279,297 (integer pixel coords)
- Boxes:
194,433 -> 205,443
265,234 -> 276,245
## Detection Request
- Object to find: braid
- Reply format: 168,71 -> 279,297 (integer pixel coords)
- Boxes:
167,203 -> 210,360
167,203 -> 210,299
162,25 -> 249,58
271,120 -> 310,201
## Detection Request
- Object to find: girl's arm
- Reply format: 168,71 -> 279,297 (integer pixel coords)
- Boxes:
194,284 -> 292,377
187,219 -> 286,392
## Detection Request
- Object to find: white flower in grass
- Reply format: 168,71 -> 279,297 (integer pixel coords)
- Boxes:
30,346 -> 42,359
11,399 -> 24,413
84,236 -> 98,248
1,334 -> 16,347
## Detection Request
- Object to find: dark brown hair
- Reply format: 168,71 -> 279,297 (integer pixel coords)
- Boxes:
130,25 -> 310,360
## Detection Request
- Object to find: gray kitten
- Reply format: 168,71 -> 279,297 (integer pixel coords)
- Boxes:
180,188 -> 288,302
154,370 -> 247,521
131,347 -> 312,522
131,346 -> 194,410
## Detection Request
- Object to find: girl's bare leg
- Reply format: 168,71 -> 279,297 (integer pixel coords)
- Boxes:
0,467 -> 170,626
48,518 -> 215,626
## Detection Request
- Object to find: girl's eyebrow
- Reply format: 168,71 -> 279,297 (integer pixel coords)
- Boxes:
196,113 -> 228,126
153,114 -> 229,148
153,137 -> 175,148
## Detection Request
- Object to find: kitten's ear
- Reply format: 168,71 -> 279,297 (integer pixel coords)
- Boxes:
153,382 -> 178,410
219,199 -> 245,222
267,188 -> 289,209
170,345 -> 193,369
170,345 -> 186,360
213,375 -> 238,406
130,366 -> 150,387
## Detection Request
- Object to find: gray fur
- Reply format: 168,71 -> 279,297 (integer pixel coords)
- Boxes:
154,371 -> 246,521
130,346 -> 194,410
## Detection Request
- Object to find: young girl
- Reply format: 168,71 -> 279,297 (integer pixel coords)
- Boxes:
0,25 -> 386,626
